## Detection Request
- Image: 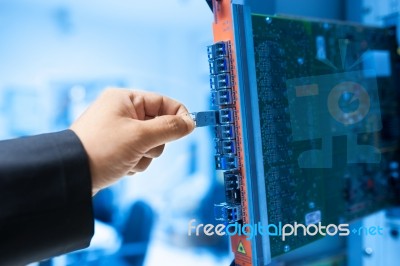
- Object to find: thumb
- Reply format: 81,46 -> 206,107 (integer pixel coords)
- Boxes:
140,114 -> 195,148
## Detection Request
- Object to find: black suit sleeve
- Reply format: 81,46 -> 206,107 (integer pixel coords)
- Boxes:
0,130 -> 94,265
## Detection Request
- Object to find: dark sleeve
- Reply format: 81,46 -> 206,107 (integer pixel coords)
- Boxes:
0,130 -> 94,265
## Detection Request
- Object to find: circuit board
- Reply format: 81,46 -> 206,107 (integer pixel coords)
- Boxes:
207,1 -> 400,265
252,15 -> 400,257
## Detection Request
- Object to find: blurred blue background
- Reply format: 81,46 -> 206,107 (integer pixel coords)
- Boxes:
0,0 -> 231,265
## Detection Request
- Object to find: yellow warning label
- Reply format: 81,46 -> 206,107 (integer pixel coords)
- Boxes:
237,241 -> 246,254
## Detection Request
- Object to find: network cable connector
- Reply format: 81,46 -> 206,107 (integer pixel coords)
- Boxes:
190,111 -> 219,128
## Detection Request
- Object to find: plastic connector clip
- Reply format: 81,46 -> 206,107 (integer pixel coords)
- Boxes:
190,111 -> 219,128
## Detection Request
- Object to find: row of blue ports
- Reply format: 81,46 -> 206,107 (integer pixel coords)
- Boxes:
208,42 -> 233,108
208,42 -> 242,223
214,171 -> 242,223
215,107 -> 236,171
208,43 -> 238,181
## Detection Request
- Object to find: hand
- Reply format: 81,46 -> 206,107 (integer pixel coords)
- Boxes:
70,88 -> 195,195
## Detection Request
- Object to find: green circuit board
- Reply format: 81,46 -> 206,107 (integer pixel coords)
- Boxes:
251,14 -> 400,257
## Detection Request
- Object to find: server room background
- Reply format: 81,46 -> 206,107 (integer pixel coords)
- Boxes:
0,0 -> 398,266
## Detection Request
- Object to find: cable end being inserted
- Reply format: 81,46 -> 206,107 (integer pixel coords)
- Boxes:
190,111 -> 219,128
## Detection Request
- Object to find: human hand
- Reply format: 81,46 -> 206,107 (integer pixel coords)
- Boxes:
70,88 -> 195,195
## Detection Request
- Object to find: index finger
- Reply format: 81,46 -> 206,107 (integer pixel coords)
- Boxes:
130,90 -> 189,118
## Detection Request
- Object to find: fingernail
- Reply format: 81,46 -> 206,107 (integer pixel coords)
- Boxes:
181,113 -> 195,131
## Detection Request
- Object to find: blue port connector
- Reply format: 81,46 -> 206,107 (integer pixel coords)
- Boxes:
216,89 -> 233,105
215,124 -> 236,139
224,171 -> 240,190
210,73 -> 232,91
216,58 -> 230,73
207,42 -> 228,60
214,203 -> 242,223
224,171 -> 241,204
219,108 -> 234,124
209,57 -> 230,75
215,154 -> 238,170
216,140 -> 236,155
217,73 -> 232,89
